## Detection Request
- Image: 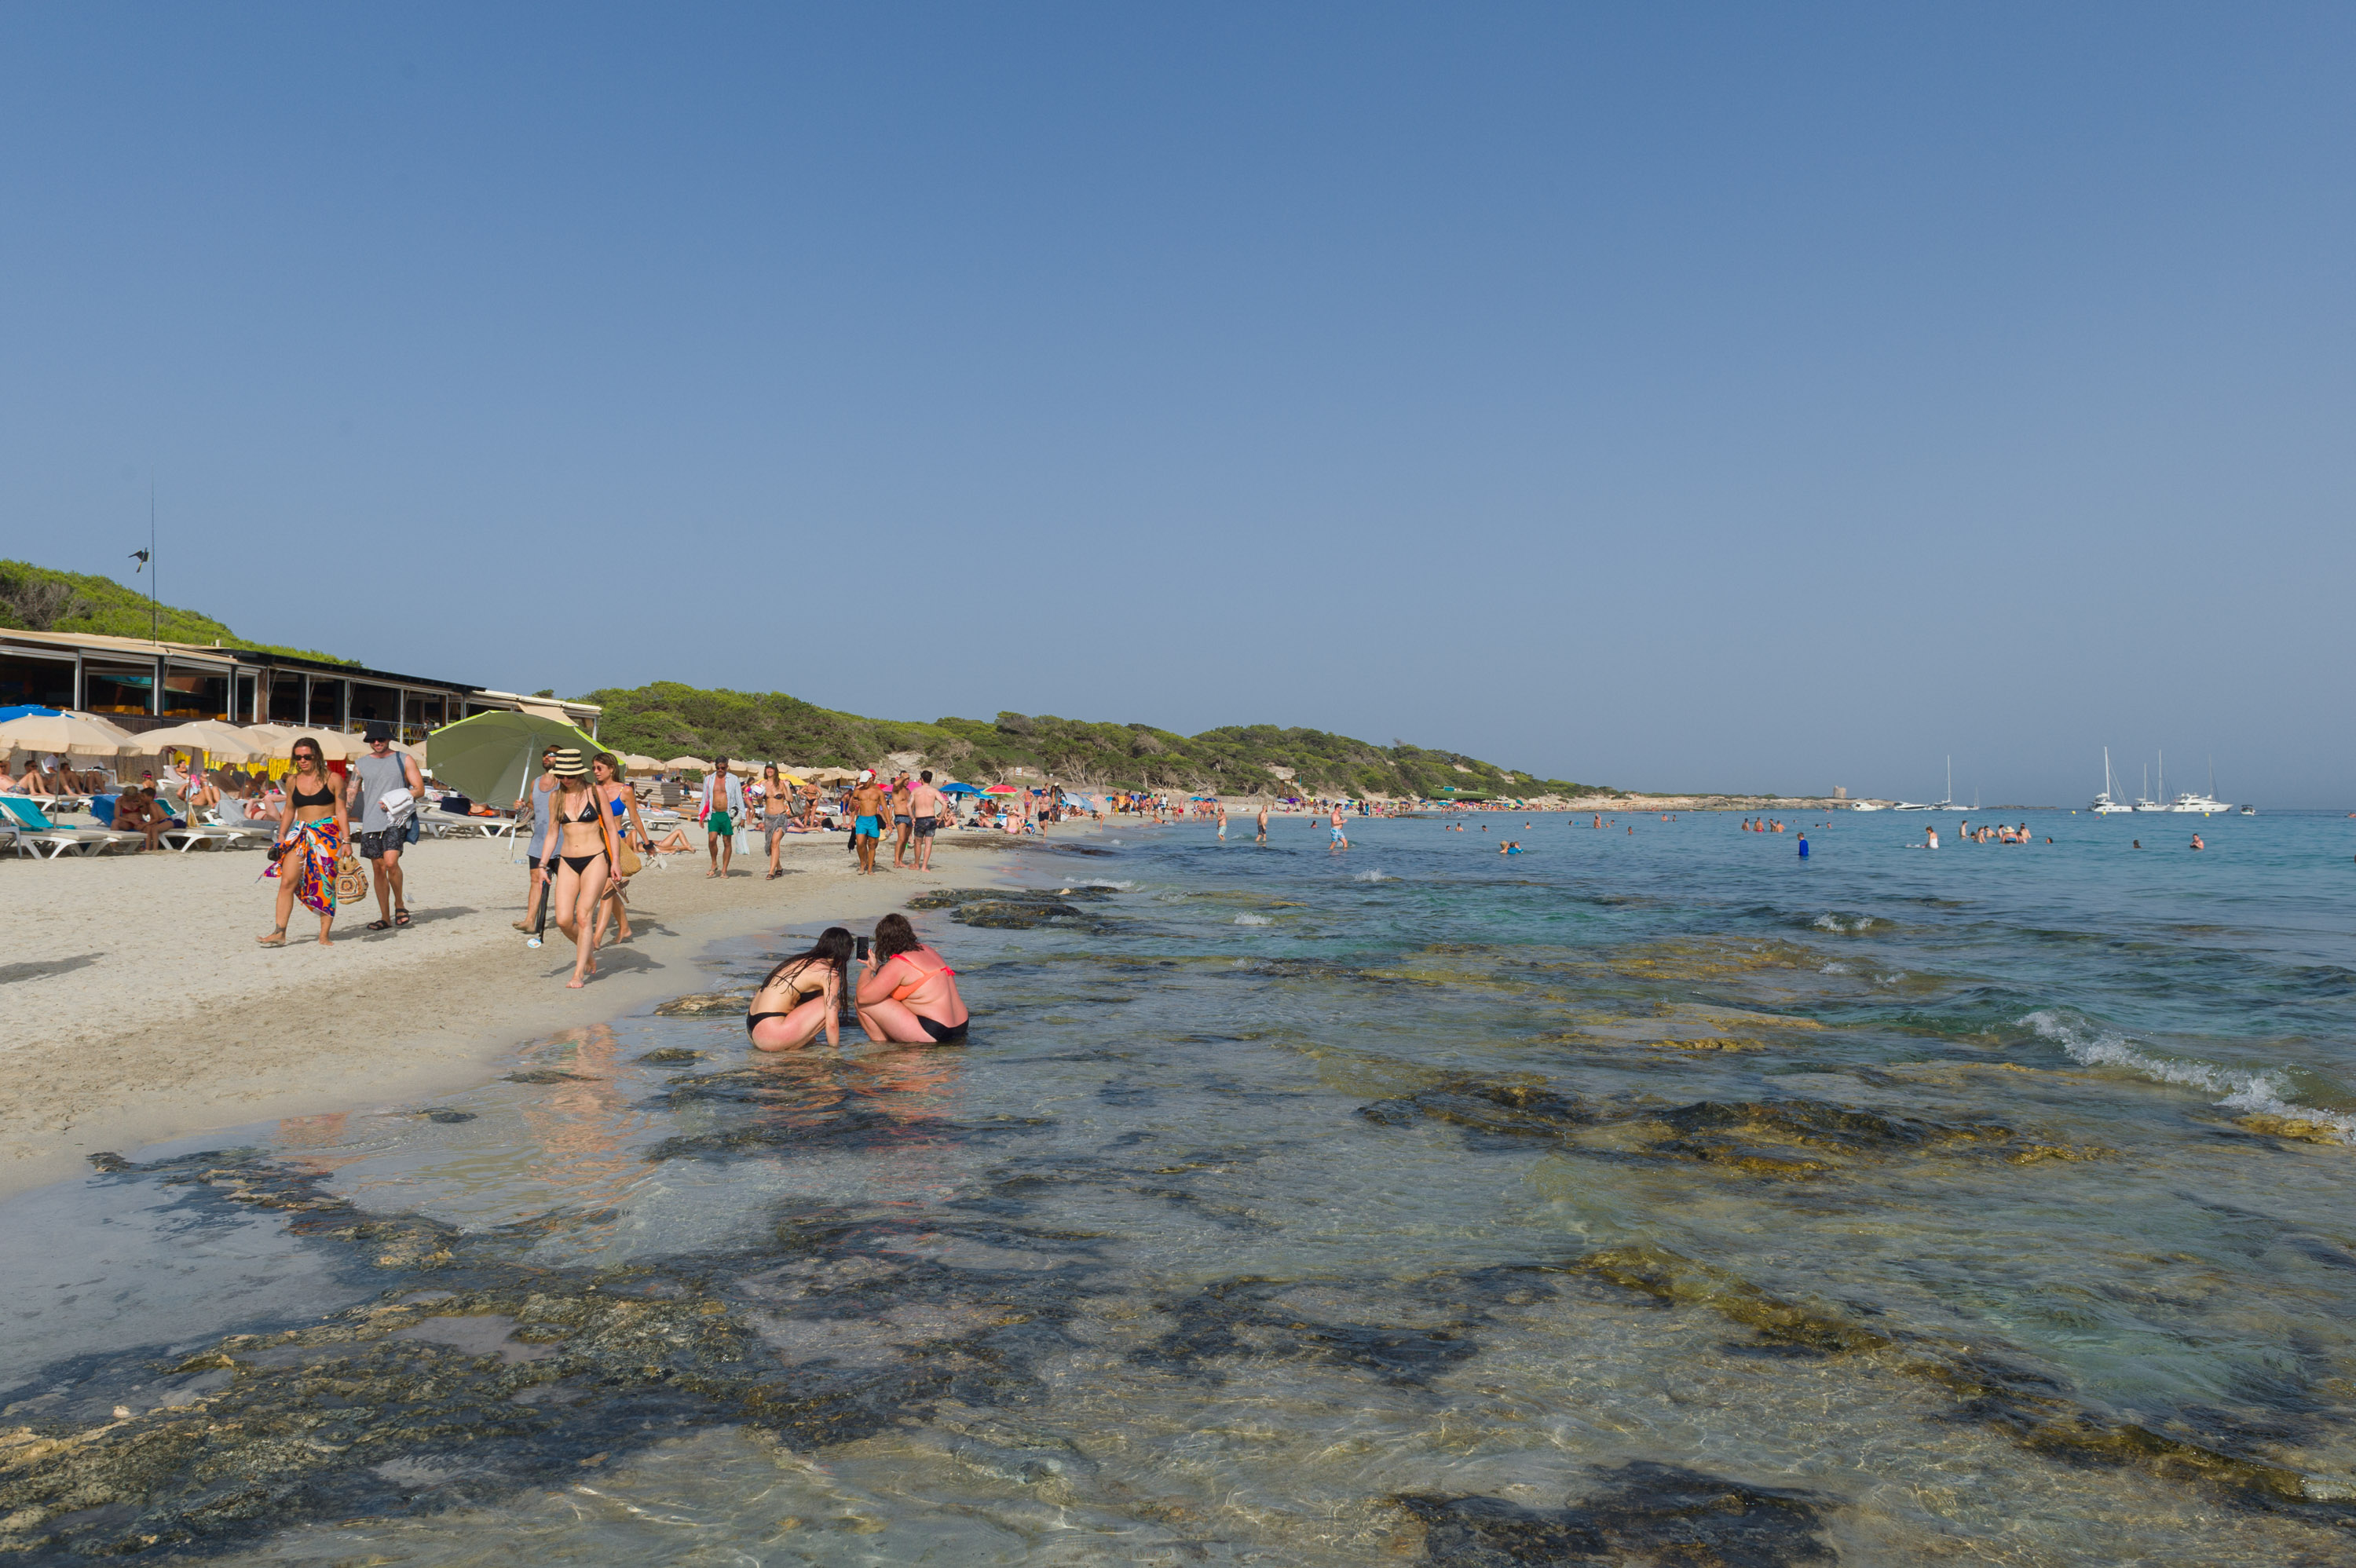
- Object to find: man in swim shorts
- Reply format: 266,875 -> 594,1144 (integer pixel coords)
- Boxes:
907,769 -> 944,871
890,771 -> 916,868
847,769 -> 888,875
1256,802 -> 1269,843
1329,806 -> 1348,850
701,758 -> 743,879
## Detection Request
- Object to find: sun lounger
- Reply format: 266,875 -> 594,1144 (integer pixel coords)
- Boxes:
0,797 -> 115,857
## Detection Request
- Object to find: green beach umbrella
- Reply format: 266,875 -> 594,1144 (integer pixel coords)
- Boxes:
426,708 -> 602,806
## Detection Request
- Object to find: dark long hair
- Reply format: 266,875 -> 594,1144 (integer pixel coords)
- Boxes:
763,927 -> 853,990
873,912 -> 924,960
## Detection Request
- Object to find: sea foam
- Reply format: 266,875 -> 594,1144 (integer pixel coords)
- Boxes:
1234,914 -> 1271,926
2023,1009 -> 2356,1142
1353,868 -> 1391,883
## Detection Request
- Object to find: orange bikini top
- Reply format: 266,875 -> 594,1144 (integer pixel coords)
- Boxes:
887,951 -> 955,1001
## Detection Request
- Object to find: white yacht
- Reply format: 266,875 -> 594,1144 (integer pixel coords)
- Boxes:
2091,747 -> 2131,814
2166,758 -> 2232,813
2131,758 -> 2166,812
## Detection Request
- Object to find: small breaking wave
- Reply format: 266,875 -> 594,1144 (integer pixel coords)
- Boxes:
1811,912 -> 1879,934
2023,1009 -> 2356,1142
1234,913 -> 1272,926
1074,879 -> 1134,890
1353,868 -> 1392,883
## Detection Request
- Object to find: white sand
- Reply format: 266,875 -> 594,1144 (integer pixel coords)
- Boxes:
0,826 -> 1021,1198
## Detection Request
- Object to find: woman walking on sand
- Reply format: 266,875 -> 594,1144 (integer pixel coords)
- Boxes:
546,747 -> 621,988
746,927 -> 854,1051
592,752 -> 651,945
760,763 -> 796,879
259,735 -> 347,947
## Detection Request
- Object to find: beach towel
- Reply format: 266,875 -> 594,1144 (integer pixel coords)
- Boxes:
265,816 -> 344,916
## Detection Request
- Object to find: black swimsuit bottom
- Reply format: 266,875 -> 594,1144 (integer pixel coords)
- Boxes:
747,983 -> 823,1033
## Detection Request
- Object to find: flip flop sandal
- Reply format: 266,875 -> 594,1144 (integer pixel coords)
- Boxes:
366,919 -> 393,932
394,909 -> 412,927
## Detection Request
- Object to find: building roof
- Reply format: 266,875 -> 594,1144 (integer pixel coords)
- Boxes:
0,627 -> 598,714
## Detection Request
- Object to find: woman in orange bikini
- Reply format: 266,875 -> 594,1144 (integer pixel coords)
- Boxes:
854,912 -> 970,1043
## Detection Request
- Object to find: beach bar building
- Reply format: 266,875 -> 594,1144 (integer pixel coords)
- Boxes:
0,627 -> 598,743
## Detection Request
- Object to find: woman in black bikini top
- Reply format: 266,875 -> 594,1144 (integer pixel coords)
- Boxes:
747,927 -> 853,1053
258,735 -> 349,950
545,748 -> 620,991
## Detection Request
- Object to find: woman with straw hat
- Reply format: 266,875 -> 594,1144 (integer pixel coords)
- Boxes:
546,746 -> 621,988
258,735 -> 348,948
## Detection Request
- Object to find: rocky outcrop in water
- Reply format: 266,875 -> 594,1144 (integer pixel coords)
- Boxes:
1359,1073 -> 2109,1177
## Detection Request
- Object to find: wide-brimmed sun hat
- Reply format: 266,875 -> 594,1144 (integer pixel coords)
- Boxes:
551,747 -> 590,777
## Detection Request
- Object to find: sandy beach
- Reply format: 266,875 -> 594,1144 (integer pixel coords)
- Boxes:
0,826 -> 1024,1198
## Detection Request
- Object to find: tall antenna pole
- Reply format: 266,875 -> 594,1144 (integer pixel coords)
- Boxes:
148,477 -> 158,641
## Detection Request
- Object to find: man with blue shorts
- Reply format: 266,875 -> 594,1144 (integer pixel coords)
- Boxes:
847,769 -> 889,875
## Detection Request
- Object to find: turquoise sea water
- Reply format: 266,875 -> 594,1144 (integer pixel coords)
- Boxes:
5,808 -> 2356,1563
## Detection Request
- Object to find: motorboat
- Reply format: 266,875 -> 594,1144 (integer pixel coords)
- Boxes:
1846,799 -> 1886,811
2239,804 -> 2256,815
2167,758 -> 2233,814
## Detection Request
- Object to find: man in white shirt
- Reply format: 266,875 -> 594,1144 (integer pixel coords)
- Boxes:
701,758 -> 745,879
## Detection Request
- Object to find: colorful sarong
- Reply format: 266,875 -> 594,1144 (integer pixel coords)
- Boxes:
265,817 -> 342,916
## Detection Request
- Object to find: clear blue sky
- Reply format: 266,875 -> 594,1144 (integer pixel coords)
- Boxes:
4,5 -> 2351,804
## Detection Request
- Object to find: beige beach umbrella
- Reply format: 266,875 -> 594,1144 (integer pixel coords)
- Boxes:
239,724 -> 364,760
620,753 -> 663,773
64,711 -> 142,744
663,756 -> 710,773
0,712 -> 140,756
135,721 -> 268,762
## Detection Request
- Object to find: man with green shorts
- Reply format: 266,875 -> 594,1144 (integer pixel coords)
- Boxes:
701,757 -> 744,879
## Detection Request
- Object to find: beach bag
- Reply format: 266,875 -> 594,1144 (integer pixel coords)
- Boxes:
615,839 -> 642,877
334,850 -> 370,906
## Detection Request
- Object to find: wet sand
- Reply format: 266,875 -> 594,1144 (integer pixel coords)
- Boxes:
0,826 -> 1020,1198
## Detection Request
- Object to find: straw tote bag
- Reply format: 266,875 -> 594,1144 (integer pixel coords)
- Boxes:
334,850 -> 370,906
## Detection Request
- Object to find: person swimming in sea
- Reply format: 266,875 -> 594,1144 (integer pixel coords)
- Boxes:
2190,833 -> 2205,850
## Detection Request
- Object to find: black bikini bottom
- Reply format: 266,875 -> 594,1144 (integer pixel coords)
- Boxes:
916,1014 -> 969,1044
747,1011 -> 788,1035
558,853 -> 599,872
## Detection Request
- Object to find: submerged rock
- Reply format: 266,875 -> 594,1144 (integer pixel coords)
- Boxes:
1392,1460 -> 1835,1567
2,1148 -> 1099,1562
2234,1113 -> 2348,1146
635,1046 -> 708,1064
1567,1243 -> 2355,1518
653,990 -> 752,1017
1358,1074 -> 2098,1179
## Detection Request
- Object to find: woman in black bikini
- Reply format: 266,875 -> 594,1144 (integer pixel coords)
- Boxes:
854,912 -> 971,1043
747,927 -> 854,1051
546,747 -> 620,989
258,736 -> 347,948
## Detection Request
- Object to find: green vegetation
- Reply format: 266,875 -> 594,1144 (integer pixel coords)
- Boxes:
581,681 -> 1606,799
0,560 -> 353,664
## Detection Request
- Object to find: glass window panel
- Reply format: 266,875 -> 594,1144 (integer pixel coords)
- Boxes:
83,664 -> 156,716
0,652 -> 76,710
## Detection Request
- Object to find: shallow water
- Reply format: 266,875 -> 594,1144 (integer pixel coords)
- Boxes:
6,809 -> 2356,1563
